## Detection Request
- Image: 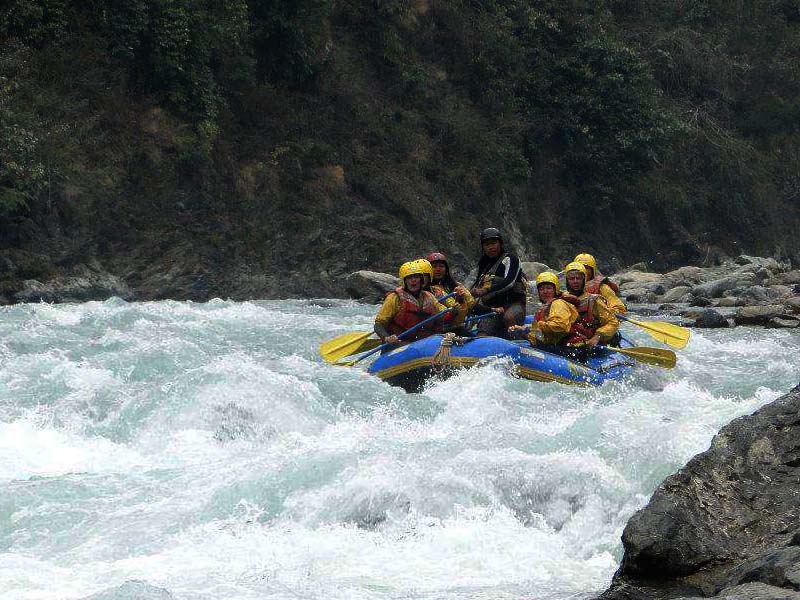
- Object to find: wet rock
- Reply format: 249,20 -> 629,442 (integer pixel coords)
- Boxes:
717,297 -> 745,308
79,580 -> 173,599
14,267 -> 132,304
693,274 -> 756,298
344,270 -> 398,302
694,309 -> 729,328
600,385 -> 800,600
776,270 -> 800,285
734,305 -> 789,325
769,285 -> 794,300
739,285 -> 770,303
786,297 -> 800,314
624,289 -> 657,304
617,271 -> 666,289
676,582 -> 800,599
664,266 -> 705,288
766,316 -> 800,329
661,285 -> 692,303
690,296 -> 713,307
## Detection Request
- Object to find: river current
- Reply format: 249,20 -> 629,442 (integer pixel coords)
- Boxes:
1,298 -> 798,600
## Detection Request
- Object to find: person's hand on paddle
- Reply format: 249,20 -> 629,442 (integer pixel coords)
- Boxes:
584,334 -> 602,347
507,325 -> 528,334
492,307 -> 504,314
384,334 -> 399,344
454,285 -> 467,302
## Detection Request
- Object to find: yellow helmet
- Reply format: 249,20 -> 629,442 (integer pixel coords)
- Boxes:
574,253 -> 597,272
535,271 -> 561,294
564,261 -> 587,278
398,261 -> 426,281
416,258 -> 433,279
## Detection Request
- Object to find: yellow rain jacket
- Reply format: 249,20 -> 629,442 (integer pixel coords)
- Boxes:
528,297 -> 579,346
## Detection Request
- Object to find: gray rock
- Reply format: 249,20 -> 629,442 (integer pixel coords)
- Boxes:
734,305 -> 789,325
690,296 -> 713,307
344,270 -> 398,302
79,580 -> 173,600
624,289 -> 657,304
520,262 -> 553,278
694,309 -> 729,328
739,285 -> 770,303
664,266 -> 705,288
776,270 -> 800,285
768,285 -> 793,300
617,271 -> 666,289
766,316 -> 800,329
626,262 -> 649,272
720,546 -> 800,592
717,297 -> 745,307
600,384 -> 800,599
786,297 -> 800,314
661,286 -> 692,303
693,274 -> 756,298
14,270 -> 131,304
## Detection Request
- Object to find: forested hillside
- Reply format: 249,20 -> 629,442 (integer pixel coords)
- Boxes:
1,0 -> 798,299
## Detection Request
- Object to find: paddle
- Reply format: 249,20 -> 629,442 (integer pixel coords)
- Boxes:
591,299 -> 690,349
601,345 -> 677,369
320,292 -> 458,363
615,313 -> 690,350
338,306 -> 459,367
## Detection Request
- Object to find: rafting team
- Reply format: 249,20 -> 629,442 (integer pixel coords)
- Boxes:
374,227 -> 627,354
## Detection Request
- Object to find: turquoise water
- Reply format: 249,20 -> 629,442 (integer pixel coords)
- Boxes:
1,298 -> 798,600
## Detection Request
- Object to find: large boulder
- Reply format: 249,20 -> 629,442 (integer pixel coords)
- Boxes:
345,270 -> 398,302
660,285 -> 692,303
786,296 -> 800,314
600,384 -> 800,599
692,274 -> 757,299
694,308 -> 729,328
734,305 -> 790,326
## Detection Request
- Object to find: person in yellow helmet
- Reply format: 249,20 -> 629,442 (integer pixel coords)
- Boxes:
508,271 -> 578,347
374,260 -> 456,344
573,253 -> 626,315
562,261 -> 619,347
426,252 -> 475,328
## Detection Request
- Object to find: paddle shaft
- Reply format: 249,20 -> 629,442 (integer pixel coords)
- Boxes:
348,293 -> 458,365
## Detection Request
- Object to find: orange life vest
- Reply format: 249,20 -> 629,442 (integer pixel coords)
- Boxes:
565,294 -> 601,345
584,275 -> 620,296
387,287 -> 443,339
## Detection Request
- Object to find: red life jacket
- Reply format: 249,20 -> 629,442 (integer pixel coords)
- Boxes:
584,275 -> 620,296
565,294 -> 601,345
387,287 -> 443,339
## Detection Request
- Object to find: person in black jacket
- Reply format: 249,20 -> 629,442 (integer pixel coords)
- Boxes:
469,227 -> 527,337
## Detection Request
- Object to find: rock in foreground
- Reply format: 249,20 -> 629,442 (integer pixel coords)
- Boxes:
600,383 -> 800,600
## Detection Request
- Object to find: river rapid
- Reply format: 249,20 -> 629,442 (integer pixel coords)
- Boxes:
1,298 -> 798,600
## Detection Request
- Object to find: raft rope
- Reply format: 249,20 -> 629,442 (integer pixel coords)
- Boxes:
431,333 -> 471,369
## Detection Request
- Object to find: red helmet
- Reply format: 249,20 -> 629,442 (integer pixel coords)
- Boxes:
426,252 -> 448,265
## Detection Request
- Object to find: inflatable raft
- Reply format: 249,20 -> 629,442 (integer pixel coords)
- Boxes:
366,334 -> 636,393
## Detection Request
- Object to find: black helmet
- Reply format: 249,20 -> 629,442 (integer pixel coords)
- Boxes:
480,227 -> 502,242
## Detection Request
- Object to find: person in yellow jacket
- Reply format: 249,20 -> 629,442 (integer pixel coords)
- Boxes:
426,252 -> 475,328
563,262 -> 619,347
573,253 -> 626,315
508,272 -> 578,346
374,260 -> 457,344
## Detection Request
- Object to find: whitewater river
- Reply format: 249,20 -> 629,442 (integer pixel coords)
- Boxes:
1,298 -> 798,600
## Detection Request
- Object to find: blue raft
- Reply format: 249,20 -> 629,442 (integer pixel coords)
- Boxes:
366,334 -> 636,392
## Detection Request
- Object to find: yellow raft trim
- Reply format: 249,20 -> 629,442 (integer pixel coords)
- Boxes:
374,357 -> 593,387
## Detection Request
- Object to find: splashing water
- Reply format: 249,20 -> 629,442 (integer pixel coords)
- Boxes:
1,298 -> 797,600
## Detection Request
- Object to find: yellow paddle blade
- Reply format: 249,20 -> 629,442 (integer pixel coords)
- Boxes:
624,317 -> 690,349
319,331 -> 373,363
614,346 -> 677,369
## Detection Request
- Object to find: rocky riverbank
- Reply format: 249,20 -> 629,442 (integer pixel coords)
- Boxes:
598,382 -> 800,600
